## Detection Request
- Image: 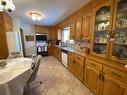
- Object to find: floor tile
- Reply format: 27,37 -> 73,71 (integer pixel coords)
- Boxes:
24,56 -> 95,95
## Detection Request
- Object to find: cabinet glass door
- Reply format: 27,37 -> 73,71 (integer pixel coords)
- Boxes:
112,0 -> 127,61
93,5 -> 111,55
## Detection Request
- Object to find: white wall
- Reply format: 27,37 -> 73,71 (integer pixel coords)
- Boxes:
21,23 -> 36,56
12,18 -> 37,56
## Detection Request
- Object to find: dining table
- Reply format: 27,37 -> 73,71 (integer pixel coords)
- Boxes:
0,58 -> 33,95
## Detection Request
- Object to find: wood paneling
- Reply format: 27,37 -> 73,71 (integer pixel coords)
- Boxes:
34,25 -> 49,32
34,25 -> 57,45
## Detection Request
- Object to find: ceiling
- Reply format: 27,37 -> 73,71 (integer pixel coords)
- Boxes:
10,0 -> 91,26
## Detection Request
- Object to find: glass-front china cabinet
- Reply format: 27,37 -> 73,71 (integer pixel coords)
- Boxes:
91,1 -> 113,58
110,0 -> 127,64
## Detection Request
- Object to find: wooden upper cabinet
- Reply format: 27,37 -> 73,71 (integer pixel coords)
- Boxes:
3,12 -> 13,31
90,0 -> 114,58
109,0 -> 127,64
75,17 -> 82,40
0,32 -> 9,59
82,14 -> 91,40
70,21 -> 75,40
93,0 -> 110,8
0,12 -> 12,59
100,74 -> 127,95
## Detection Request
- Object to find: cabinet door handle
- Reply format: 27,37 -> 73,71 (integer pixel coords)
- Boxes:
73,60 -> 75,63
99,74 -> 104,81
99,73 -> 102,80
111,72 -> 122,78
90,63 -> 96,67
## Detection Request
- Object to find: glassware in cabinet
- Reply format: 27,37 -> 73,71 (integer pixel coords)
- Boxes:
111,0 -> 127,61
93,5 -> 111,55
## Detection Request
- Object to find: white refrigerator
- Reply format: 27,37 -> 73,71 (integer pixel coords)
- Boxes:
6,32 -> 23,56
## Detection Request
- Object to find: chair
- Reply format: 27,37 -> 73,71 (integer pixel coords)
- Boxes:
26,55 -> 42,88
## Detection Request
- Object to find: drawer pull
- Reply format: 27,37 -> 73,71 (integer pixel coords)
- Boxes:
99,73 -> 102,80
90,63 -> 96,67
111,72 -> 122,78
73,60 -> 75,63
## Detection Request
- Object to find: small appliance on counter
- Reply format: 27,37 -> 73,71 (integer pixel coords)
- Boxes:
56,40 -> 62,45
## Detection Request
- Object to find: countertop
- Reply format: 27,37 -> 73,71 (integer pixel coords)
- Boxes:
55,45 -> 86,57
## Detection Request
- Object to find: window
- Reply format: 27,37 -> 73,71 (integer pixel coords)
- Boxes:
62,27 -> 70,43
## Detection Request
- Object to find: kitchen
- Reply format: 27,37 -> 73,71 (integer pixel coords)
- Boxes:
0,0 -> 127,95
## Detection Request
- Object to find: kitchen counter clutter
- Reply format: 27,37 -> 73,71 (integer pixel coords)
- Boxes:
55,45 -> 87,57
0,58 -> 32,95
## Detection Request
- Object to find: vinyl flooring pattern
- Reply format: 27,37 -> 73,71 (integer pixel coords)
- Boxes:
24,56 -> 95,95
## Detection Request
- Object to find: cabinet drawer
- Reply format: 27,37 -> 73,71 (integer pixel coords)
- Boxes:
68,52 -> 75,58
103,67 -> 127,84
75,55 -> 84,63
86,59 -> 102,71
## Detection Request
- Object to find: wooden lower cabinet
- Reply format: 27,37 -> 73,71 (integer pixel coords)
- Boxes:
68,53 -> 76,74
100,74 -> 127,95
75,61 -> 84,81
75,55 -> 84,81
48,45 -> 53,55
53,46 -> 61,61
68,58 -> 76,74
68,52 -> 85,81
84,63 -> 101,95
84,58 -> 127,95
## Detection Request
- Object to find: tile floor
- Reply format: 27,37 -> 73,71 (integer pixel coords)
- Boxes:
24,56 -> 95,95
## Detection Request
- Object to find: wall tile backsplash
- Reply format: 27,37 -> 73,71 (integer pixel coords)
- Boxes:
63,39 -> 90,51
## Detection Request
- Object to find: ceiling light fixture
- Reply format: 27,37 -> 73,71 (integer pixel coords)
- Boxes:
0,0 -> 15,12
29,12 -> 42,21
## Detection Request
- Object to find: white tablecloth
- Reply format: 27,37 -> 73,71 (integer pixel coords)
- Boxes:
0,58 -> 32,95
